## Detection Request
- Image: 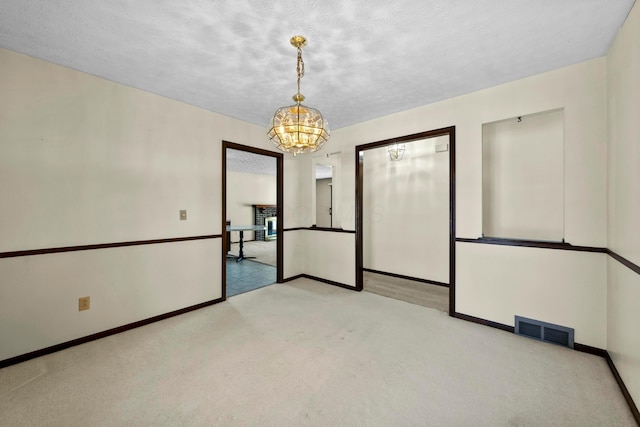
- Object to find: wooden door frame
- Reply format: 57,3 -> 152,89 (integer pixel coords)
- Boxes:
355,126 -> 456,314
222,141 -> 284,300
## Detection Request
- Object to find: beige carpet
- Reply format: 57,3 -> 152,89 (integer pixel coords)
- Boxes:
0,278 -> 635,426
229,240 -> 276,266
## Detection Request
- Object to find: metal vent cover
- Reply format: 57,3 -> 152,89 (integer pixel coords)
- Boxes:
515,316 -> 574,349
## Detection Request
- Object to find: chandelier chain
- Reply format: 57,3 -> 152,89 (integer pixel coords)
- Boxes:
296,46 -> 305,101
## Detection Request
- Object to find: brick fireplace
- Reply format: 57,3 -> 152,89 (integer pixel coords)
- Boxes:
253,205 -> 277,241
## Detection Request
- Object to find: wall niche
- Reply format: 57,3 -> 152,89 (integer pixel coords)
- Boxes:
482,109 -> 565,242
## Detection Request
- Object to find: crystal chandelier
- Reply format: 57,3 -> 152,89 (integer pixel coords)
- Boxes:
268,36 -> 330,156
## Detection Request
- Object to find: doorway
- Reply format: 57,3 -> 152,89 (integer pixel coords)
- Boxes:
315,164 -> 333,228
355,127 -> 456,314
222,141 -> 283,299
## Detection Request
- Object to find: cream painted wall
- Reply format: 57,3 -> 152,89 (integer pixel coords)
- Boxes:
0,240 -> 220,361
288,154 -> 314,228
330,58 -> 607,246
363,136 -> 449,283
608,2 -> 640,266
606,0 -> 640,408
482,109 -> 564,241
307,57 -> 608,347
608,259 -> 640,405
283,230 -> 305,279
457,243 -> 607,348
304,230 -> 356,287
310,152 -> 343,229
0,47 -> 274,361
226,171 -> 276,242
315,178 -> 332,228
283,147 -> 353,285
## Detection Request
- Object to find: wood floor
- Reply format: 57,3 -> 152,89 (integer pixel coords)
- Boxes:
226,244 -> 449,312
363,271 -> 449,312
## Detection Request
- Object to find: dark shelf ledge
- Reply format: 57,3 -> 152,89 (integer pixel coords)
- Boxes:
283,226 -> 356,234
455,237 -> 607,253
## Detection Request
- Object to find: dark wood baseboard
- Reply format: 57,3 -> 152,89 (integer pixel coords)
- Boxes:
576,344 -> 639,424
605,351 -> 640,424
454,311 -> 639,424
282,274 -> 359,291
451,312 -> 515,332
0,297 -> 225,369
281,274 -> 305,283
573,342 -> 608,358
363,268 -> 449,288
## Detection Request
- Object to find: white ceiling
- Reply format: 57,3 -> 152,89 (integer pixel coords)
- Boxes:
0,1 -> 635,131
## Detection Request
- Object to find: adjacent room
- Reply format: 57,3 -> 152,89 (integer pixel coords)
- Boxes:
224,147 -> 278,297
1,1 -> 639,425
361,132 -> 451,312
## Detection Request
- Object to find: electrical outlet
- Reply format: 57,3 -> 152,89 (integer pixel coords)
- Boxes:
79,296 -> 90,311
180,210 -> 187,220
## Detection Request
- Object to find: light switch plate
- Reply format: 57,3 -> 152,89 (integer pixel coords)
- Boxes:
180,210 -> 187,220
79,296 -> 90,311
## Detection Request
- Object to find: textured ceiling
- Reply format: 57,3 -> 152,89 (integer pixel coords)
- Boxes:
226,148 -> 332,178
227,148 -> 276,176
0,1 -> 635,130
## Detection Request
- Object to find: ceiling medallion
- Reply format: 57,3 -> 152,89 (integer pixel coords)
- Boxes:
267,36 -> 330,156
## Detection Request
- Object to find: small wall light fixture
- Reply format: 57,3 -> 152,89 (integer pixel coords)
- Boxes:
388,143 -> 405,161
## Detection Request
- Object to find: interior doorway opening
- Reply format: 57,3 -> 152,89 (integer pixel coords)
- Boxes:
355,127 -> 456,314
222,142 -> 283,299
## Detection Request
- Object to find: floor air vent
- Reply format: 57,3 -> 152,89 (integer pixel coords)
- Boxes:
515,316 -> 574,349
